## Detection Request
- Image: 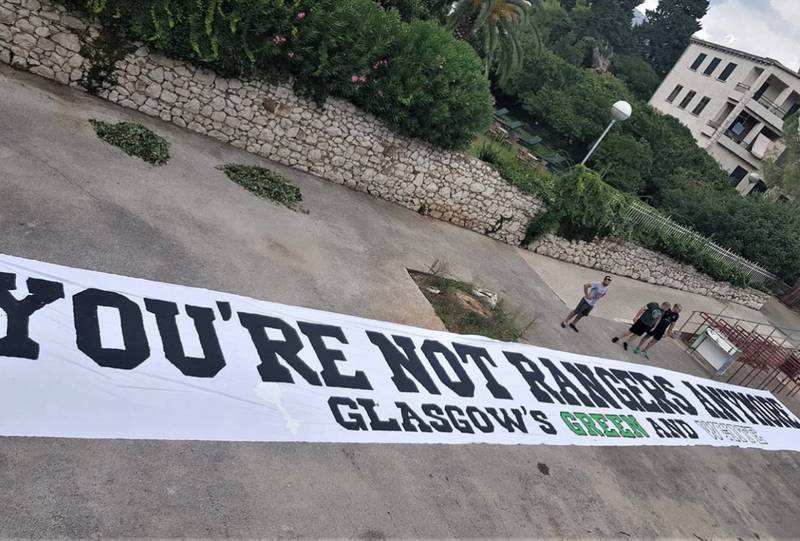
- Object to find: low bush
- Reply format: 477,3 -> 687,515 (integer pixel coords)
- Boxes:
547,166 -> 630,241
631,229 -> 753,288
354,21 -> 492,149
64,0 -> 493,150
219,164 -> 302,208
89,119 -> 170,165
469,135 -> 555,198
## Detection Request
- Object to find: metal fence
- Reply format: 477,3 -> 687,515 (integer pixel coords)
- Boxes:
623,201 -> 782,289
677,311 -> 800,397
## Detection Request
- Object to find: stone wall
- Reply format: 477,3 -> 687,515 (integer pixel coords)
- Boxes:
0,0 -> 544,245
530,235 -> 771,310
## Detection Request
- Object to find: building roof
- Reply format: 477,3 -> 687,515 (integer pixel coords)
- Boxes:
690,37 -> 800,81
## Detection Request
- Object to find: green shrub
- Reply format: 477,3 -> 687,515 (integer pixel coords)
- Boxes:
288,0 -> 402,102
64,0 -> 493,150
525,209 -> 559,242
631,229 -> 753,288
89,119 -> 170,165
468,135 -> 556,198
548,166 -> 630,240
358,21 -> 493,149
219,164 -> 302,207
475,140 -> 502,164
659,179 -> 800,283
590,132 -> 653,194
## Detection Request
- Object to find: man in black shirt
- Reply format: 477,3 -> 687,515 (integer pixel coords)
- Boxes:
634,304 -> 682,359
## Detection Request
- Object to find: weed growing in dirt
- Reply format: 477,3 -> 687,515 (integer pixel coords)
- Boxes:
410,269 -> 523,342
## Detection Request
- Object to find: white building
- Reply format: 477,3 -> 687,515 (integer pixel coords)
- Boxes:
649,37 -> 800,195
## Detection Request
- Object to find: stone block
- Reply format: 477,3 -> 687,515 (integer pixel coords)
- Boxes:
145,82 -> 161,99
51,32 -> 80,52
30,63 -> 53,78
12,32 -> 36,50
0,7 -> 15,25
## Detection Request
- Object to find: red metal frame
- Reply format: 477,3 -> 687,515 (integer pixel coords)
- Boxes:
680,311 -> 800,397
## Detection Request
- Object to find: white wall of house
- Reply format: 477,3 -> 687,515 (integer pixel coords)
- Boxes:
649,38 -> 800,194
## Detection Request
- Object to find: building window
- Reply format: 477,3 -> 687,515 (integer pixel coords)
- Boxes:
678,90 -> 697,109
692,97 -> 711,115
703,57 -> 722,76
753,82 -> 770,100
666,84 -> 683,103
718,62 -> 737,81
784,102 -> 800,120
690,53 -> 707,70
730,166 -> 748,184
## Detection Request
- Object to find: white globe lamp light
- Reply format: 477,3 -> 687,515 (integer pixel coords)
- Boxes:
581,100 -> 633,165
610,100 -> 632,122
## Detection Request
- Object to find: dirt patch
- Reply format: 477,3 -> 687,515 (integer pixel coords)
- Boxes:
409,269 -> 522,342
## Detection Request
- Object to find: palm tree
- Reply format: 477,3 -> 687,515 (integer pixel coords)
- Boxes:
445,0 -> 532,83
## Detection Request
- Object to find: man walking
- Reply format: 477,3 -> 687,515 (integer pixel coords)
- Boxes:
612,301 -> 671,350
561,276 -> 612,332
633,304 -> 682,359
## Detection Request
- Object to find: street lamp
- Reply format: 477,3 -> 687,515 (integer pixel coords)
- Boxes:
580,100 -> 632,165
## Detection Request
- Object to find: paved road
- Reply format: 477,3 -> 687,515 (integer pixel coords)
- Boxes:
523,251 -> 771,325
1,66 -> 799,539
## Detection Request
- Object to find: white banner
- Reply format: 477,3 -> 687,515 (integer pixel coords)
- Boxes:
1,254 -> 799,450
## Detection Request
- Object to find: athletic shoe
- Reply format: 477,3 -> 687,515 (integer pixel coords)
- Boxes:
560,322 -> 566,328
623,342 -> 628,351
643,352 -> 650,360
633,347 -> 640,354
611,337 -> 619,343
569,324 -> 579,333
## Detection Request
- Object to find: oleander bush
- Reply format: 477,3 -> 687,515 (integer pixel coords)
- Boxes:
63,0 -> 493,150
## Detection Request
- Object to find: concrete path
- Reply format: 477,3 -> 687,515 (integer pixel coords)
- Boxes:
1,66 -> 799,539
522,251 -> 770,325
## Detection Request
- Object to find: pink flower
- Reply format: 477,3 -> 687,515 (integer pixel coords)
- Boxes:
351,75 -> 359,82
287,52 -> 294,58
297,11 -> 306,19
273,35 -> 287,45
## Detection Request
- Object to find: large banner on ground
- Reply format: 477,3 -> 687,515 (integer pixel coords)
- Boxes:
1,254 -> 798,450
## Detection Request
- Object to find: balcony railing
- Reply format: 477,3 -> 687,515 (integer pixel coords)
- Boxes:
707,119 -> 723,129
735,82 -> 751,92
756,95 -> 787,118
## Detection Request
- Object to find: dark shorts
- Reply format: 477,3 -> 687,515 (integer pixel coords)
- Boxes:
647,327 -> 667,341
575,298 -> 594,316
629,320 -> 651,336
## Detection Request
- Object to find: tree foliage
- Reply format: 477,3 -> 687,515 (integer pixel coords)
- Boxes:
610,54 -> 660,101
763,114 -> 800,202
660,179 -> 800,282
635,0 -> 710,76
446,0 -> 531,83
501,27 -> 800,279
375,0 -> 449,21
590,133 -> 653,194
575,0 -> 638,54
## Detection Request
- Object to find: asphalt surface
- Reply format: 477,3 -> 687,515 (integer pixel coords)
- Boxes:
1,65 -> 799,539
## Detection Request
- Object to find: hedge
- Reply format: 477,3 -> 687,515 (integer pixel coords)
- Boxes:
62,0 -> 493,150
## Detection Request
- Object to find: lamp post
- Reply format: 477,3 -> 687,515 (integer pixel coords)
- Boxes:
580,100 -> 632,165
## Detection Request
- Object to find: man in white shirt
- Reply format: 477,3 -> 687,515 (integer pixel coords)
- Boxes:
560,275 -> 612,332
